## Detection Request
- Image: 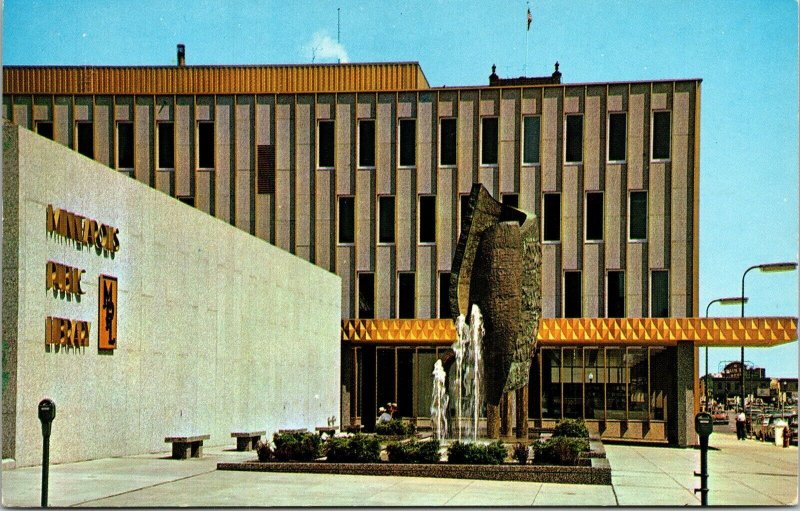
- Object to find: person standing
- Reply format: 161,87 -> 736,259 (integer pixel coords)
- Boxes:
736,410 -> 746,440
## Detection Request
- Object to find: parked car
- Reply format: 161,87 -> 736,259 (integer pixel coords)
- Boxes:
759,414 -> 790,442
712,411 -> 729,424
788,414 -> 797,445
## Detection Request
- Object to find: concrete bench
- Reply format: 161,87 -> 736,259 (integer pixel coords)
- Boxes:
164,434 -> 210,459
277,428 -> 308,434
315,426 -> 337,436
231,430 -> 266,451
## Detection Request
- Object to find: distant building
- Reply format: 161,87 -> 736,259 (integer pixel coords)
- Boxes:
703,362 -> 798,406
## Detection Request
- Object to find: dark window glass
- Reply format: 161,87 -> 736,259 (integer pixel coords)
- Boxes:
177,196 -> 195,207
563,348 -> 583,418
502,194 -> 519,208
607,271 -> 625,318
398,273 -> 415,319
608,113 -> 626,162
76,122 -> 94,159
158,122 -> 174,169
651,270 -> 669,318
481,117 -> 498,165
565,115 -> 583,163
629,191 -> 647,241
652,111 -> 671,160
376,348 -> 395,412
419,195 -> 436,243
318,120 -> 335,168
564,271 -> 582,318
649,347 -> 669,420
440,118 -> 457,166
197,122 -> 214,168
541,349 -> 562,419
584,349 -> 605,419
396,349 -> 414,417
359,119 -> 375,167
523,116 -> 540,164
379,196 -> 395,244
358,272 -> 375,319
439,272 -> 452,319
585,192 -> 603,241
117,122 -> 134,169
460,195 -> 471,234
543,193 -> 561,242
257,145 -> 275,194
36,121 -> 53,140
339,196 -> 355,244
628,348 -> 648,420
399,119 -> 416,167
606,348 -> 626,419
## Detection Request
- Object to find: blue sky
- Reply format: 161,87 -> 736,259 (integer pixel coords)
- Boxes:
4,1 -> 798,376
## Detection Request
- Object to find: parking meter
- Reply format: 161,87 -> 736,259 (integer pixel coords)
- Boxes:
38,399 -> 56,507
694,412 -> 712,506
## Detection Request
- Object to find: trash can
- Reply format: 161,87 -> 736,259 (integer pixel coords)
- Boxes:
774,426 -> 785,447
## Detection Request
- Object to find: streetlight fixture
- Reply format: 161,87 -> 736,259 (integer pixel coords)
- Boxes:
704,296 -> 748,411
740,261 -> 798,412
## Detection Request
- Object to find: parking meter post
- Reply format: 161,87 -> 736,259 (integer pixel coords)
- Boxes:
694,412 -> 713,506
38,399 -> 56,507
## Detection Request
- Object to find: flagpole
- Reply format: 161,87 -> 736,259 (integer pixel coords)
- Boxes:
524,2 -> 530,75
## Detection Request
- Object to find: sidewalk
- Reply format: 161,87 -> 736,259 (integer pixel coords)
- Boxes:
1,431 -> 796,507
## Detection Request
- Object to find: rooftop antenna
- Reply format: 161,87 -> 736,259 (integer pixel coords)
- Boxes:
337,7 -> 341,64
524,1 -> 531,75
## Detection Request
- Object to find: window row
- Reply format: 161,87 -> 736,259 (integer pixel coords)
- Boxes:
355,268 -> 668,320
38,110 -> 671,173
35,120 -> 215,171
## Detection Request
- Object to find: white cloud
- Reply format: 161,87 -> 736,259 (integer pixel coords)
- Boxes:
302,31 -> 349,63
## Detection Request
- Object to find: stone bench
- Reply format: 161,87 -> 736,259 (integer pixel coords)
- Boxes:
231,430 -> 266,451
164,434 -> 210,459
315,426 -> 337,436
277,428 -> 308,434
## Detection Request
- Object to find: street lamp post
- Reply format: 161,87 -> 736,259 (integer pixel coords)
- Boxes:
740,262 -> 798,413
704,297 -> 748,411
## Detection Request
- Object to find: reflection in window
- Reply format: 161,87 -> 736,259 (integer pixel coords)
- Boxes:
541,348 -> 561,419
376,348 -> 396,418
628,348 -> 648,420
584,349 -> 605,419
606,348 -> 626,419
563,348 -> 583,418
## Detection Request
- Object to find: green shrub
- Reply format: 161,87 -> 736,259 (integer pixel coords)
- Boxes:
533,436 -> 589,466
272,431 -> 321,461
255,440 -> 272,462
552,418 -> 589,438
513,442 -> 529,464
386,439 -> 441,464
447,440 -> 506,465
324,434 -> 381,463
375,419 -> 417,436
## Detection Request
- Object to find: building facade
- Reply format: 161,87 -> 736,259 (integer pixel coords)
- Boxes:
4,56 -> 796,447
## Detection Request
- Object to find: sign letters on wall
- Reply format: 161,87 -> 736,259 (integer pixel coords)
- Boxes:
98,275 -> 118,350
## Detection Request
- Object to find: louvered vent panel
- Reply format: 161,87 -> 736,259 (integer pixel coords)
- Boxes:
257,144 -> 275,194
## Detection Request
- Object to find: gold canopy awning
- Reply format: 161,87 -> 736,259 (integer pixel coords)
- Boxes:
341,317 -> 797,347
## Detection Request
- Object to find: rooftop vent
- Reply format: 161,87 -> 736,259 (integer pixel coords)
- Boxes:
489,62 -> 561,86
177,44 -> 186,67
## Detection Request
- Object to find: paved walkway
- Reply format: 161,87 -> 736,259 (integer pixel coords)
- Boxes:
1,431 -> 796,507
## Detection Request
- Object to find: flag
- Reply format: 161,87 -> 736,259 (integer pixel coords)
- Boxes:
527,7 -> 532,31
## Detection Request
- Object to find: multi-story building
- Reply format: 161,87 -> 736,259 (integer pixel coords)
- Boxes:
5,48 -> 795,446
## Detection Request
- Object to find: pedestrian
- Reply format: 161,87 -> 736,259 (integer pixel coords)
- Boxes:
378,406 -> 392,423
736,410 -> 746,440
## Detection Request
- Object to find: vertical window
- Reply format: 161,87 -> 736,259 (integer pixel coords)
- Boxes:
177,196 -> 195,207
563,348 -> 583,418
607,271 -> 625,318
398,118 -> 416,167
378,195 -> 395,244
318,120 -> 335,168
116,122 -> 134,169
480,117 -> 498,165
398,272 -> 415,319
522,115 -> 540,164
541,348 -> 562,419
358,272 -> 375,319
652,111 -> 671,160
36,121 -> 53,140
358,119 -> 375,168
460,194 -> 471,234
419,195 -> 436,244
157,122 -> 174,169
629,191 -> 647,241
608,112 -> 626,162
439,118 -> 457,166
585,192 -> 603,242
501,193 -> 519,208
564,271 -> 582,318
338,196 -> 355,244
584,349 -> 605,420
197,121 -> 214,169
606,348 -> 626,419
565,114 -> 583,163
650,270 -> 669,318
257,145 -> 275,194
438,272 -> 452,319
628,348 -> 648,419
543,193 -> 561,242
76,122 -> 94,159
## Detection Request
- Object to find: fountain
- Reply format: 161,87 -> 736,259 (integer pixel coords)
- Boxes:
430,360 -> 449,441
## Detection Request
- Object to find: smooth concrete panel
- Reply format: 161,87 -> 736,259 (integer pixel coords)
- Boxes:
396,169 -> 414,272
626,242 -> 646,317
295,97 -> 314,259
155,170 -> 174,196
336,247 -> 355,318
275,169 -> 293,252
541,88 -> 561,192
584,88 -> 602,191
114,97 -> 132,122
275,98 -> 294,251
5,125 -> 341,467
561,167 -> 581,270
628,88 -> 646,190
33,97 -> 50,121
54,96 -> 72,148
336,97 -> 355,196
499,89 -> 518,194
175,96 -> 192,198
315,170 -> 334,271
134,97 -> 152,186
416,245 -> 434,318
154,96 -> 172,122
74,97 -> 91,121
12,97 -> 31,131
542,244 -> 560,318
604,165 -> 625,270
356,169 -> 374,272
93,97 -> 112,167
215,97 -> 233,224
417,94 -> 434,194
196,170 -> 213,216
235,170 -> 253,235
521,87 -> 541,115
375,245 -> 393,318
648,162 -> 668,270
457,91 -> 477,191
356,94 -> 375,120
583,242 -> 602,317
376,95 -> 394,196
477,167 -> 497,198
436,169 -> 454,272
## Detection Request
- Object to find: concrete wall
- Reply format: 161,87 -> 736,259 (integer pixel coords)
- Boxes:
2,124 -> 341,467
